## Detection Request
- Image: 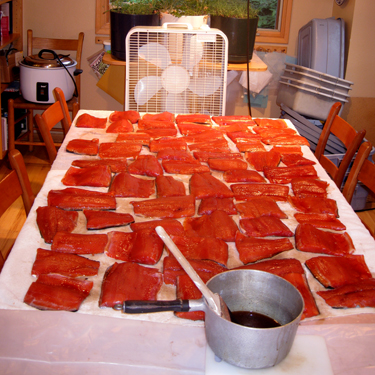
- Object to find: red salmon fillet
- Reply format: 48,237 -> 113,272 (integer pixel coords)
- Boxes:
253,127 -> 296,136
261,135 -> 310,146
99,262 -> 163,308
294,213 -> 345,230
131,195 -> 195,218
62,165 -> 112,187
291,178 -> 329,198
289,196 -> 338,215
223,169 -> 266,183
128,155 -> 163,177
140,128 -> 177,138
183,130 -> 225,143
190,172 -> 234,199
281,154 -> 315,167
109,110 -> 140,124
263,165 -> 317,184
36,206 -> 78,243
212,115 -> 253,125
31,248 -> 100,277
157,149 -> 196,162
48,188 -> 116,211
188,139 -> 229,153
116,132 -> 150,145
130,218 -> 184,236
24,274 -> 93,311
245,150 -> 281,171
227,131 -> 261,142
176,114 -> 211,124
240,216 -> 293,237
51,231 -> 108,254
66,138 -> 99,155
305,255 -> 372,288
295,224 -> 355,256
138,119 -> 176,130
71,159 -> 128,173
193,151 -> 242,162
76,113 -> 107,128
236,258 -> 304,277
109,172 -> 155,198
106,119 -> 133,133
99,142 -> 142,159
235,197 -> 287,219
105,229 -> 164,265
83,210 -> 134,230
162,160 -> 210,174
235,231 -> 293,263
177,122 -> 213,135
183,210 -> 238,241
271,146 -> 302,155
142,111 -> 174,122
149,137 -> 187,152
235,140 -> 266,152
254,118 -> 287,129
208,158 -> 248,171
156,175 -> 186,197
198,197 -> 237,215
231,183 -> 289,201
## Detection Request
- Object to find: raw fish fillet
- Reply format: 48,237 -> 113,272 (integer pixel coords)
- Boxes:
254,118 -> 287,129
106,119 -> 133,133
72,159 -> 128,173
175,273 -> 210,320
48,188 -> 116,211
149,137 -> 187,152
169,235 -> 228,266
193,151 -> 242,162
176,114 -> 211,124
61,165 -> 112,187
289,196 -> 338,216
253,127 -> 296,136
156,175 -> 186,197
131,195 -> 195,218
188,139 -> 229,153
235,197 -> 288,219
281,154 -> 315,167
227,131 -> 261,142
83,209 -> 134,229
236,258 -> 304,277
282,272 -> 320,319
99,142 -> 142,159
31,248 -> 100,277
116,132 -> 150,145
109,172 -> 155,198
263,165 -> 317,184
183,130 -> 225,143
316,279 -> 375,308
208,158 -> 248,171
177,122 -> 213,135
183,210 -> 238,242
36,206 -> 78,243
295,223 -> 355,256
305,255 -> 372,288
223,169 -> 266,183
105,229 -> 164,265
245,150 -> 281,171
291,178 -> 328,198
142,111 -> 174,122
140,128 -> 177,138
130,218 -> 184,236
162,160 -> 210,174
212,115 -> 253,125
109,110 -> 140,124
138,119 -> 176,130
271,146 -> 302,155
99,262 -> 163,308
163,256 -> 227,285
231,183 -> 289,201
294,213 -> 346,231
157,149 -> 196,162
198,197 -> 237,215
239,216 -> 294,237
218,123 -> 250,133
190,172 -> 234,199
235,231 -> 293,264
235,141 -> 266,152
76,113 -> 107,128
128,155 -> 163,177
51,231 -> 108,254
66,138 -> 99,155
261,135 -> 310,146
24,274 -> 93,311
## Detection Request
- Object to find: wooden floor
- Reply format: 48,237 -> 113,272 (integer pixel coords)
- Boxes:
1,145 -> 375,262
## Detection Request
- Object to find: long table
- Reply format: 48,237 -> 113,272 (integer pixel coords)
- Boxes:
0,110 -> 375,373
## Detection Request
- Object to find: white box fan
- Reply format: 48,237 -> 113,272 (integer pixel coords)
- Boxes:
125,24 -> 228,116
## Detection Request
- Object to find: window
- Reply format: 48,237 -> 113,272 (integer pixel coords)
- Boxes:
95,0 -> 292,44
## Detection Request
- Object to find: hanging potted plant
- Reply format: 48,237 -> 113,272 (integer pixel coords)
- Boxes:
110,0 -> 161,61
208,0 -> 258,63
159,0 -> 210,28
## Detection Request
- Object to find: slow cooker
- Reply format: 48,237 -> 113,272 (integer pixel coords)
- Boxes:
19,49 -> 81,104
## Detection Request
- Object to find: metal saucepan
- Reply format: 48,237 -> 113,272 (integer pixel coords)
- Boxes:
114,269 -> 304,369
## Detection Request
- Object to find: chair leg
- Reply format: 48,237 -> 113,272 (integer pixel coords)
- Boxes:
8,100 -> 15,151
27,110 -> 34,151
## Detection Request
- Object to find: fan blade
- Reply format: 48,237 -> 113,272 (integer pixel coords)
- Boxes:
138,43 -> 171,70
165,92 -> 188,114
134,76 -> 162,105
181,35 -> 203,71
189,76 -> 223,97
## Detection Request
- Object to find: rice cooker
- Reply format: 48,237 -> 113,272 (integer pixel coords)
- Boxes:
19,49 -> 82,104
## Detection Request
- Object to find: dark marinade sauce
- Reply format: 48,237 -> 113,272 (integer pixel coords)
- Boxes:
230,311 -> 281,328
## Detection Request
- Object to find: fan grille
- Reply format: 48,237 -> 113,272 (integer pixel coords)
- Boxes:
125,26 -> 228,116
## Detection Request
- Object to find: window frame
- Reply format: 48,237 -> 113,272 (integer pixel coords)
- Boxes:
95,0 -> 293,44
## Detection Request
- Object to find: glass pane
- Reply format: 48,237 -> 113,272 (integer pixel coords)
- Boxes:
251,0 -> 280,30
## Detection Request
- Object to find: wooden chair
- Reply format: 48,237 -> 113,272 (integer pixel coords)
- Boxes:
8,29 -> 84,152
315,102 -> 366,188
34,87 -> 75,164
0,149 -> 35,271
